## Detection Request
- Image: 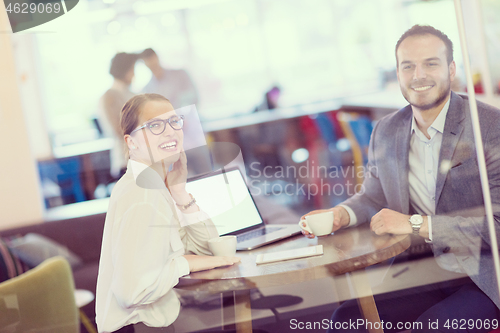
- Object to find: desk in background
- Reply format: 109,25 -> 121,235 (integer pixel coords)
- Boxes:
38,138 -> 114,207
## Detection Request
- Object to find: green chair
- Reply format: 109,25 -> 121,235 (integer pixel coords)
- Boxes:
0,256 -> 79,332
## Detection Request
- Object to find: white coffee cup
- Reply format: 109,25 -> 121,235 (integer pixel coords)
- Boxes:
208,236 -> 237,256
299,211 -> 334,236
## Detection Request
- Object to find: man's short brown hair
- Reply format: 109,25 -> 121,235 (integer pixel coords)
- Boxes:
395,25 -> 454,65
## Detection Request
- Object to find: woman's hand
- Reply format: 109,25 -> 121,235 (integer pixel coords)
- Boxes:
165,150 -> 188,191
183,255 -> 241,272
165,150 -> 200,212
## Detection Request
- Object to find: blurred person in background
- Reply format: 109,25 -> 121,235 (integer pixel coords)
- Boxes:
239,85 -> 284,168
141,48 -> 209,176
254,85 -> 281,112
99,52 -> 139,179
140,48 -> 199,109
96,93 -> 240,333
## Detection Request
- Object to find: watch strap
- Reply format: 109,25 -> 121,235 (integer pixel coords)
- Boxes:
412,225 -> 421,236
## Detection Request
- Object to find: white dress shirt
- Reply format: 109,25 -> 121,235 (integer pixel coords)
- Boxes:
96,159 -> 218,333
409,99 -> 464,273
408,98 -> 450,231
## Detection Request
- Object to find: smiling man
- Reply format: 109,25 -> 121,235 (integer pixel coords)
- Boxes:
397,27 -> 455,116
301,25 -> 500,331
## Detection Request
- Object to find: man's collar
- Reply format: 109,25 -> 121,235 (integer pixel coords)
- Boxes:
411,95 -> 451,135
430,97 -> 451,133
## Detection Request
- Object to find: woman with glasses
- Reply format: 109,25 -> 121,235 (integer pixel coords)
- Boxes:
96,94 -> 240,333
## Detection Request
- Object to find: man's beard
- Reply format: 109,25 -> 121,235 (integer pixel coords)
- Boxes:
401,81 -> 451,111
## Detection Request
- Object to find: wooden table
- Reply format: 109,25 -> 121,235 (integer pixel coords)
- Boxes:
177,225 -> 410,333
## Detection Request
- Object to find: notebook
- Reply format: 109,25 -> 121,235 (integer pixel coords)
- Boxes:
185,167 -> 301,250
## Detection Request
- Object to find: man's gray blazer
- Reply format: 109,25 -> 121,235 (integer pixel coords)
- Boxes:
342,91 -> 500,308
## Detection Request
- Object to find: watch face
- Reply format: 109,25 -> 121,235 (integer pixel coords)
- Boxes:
410,215 -> 424,225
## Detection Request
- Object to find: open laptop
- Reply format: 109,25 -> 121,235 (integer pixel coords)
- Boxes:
185,167 -> 301,250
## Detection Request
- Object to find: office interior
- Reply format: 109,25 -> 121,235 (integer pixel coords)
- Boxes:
1,0 -> 500,332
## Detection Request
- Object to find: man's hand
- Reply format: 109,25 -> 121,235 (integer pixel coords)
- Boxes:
299,206 -> 350,238
370,209 -> 412,235
183,255 -> 241,273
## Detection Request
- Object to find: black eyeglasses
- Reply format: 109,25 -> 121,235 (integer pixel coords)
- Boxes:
131,115 -> 184,135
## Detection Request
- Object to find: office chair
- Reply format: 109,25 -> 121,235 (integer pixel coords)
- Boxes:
337,112 -> 373,186
0,256 -> 79,332
312,112 -> 349,206
298,115 -> 325,209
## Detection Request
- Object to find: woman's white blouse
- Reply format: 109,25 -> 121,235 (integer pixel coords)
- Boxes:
96,160 -> 218,333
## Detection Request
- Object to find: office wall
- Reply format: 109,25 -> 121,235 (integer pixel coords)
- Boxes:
0,3 -> 44,230
12,35 -> 53,160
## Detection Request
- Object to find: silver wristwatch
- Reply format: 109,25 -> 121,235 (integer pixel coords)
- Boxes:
408,214 -> 424,236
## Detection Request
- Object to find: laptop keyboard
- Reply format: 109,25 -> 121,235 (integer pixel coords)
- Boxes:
237,226 -> 285,242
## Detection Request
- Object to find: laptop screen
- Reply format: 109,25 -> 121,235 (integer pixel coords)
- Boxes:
185,168 -> 263,236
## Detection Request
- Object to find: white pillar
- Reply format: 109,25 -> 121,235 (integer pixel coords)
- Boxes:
0,0 -> 44,230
